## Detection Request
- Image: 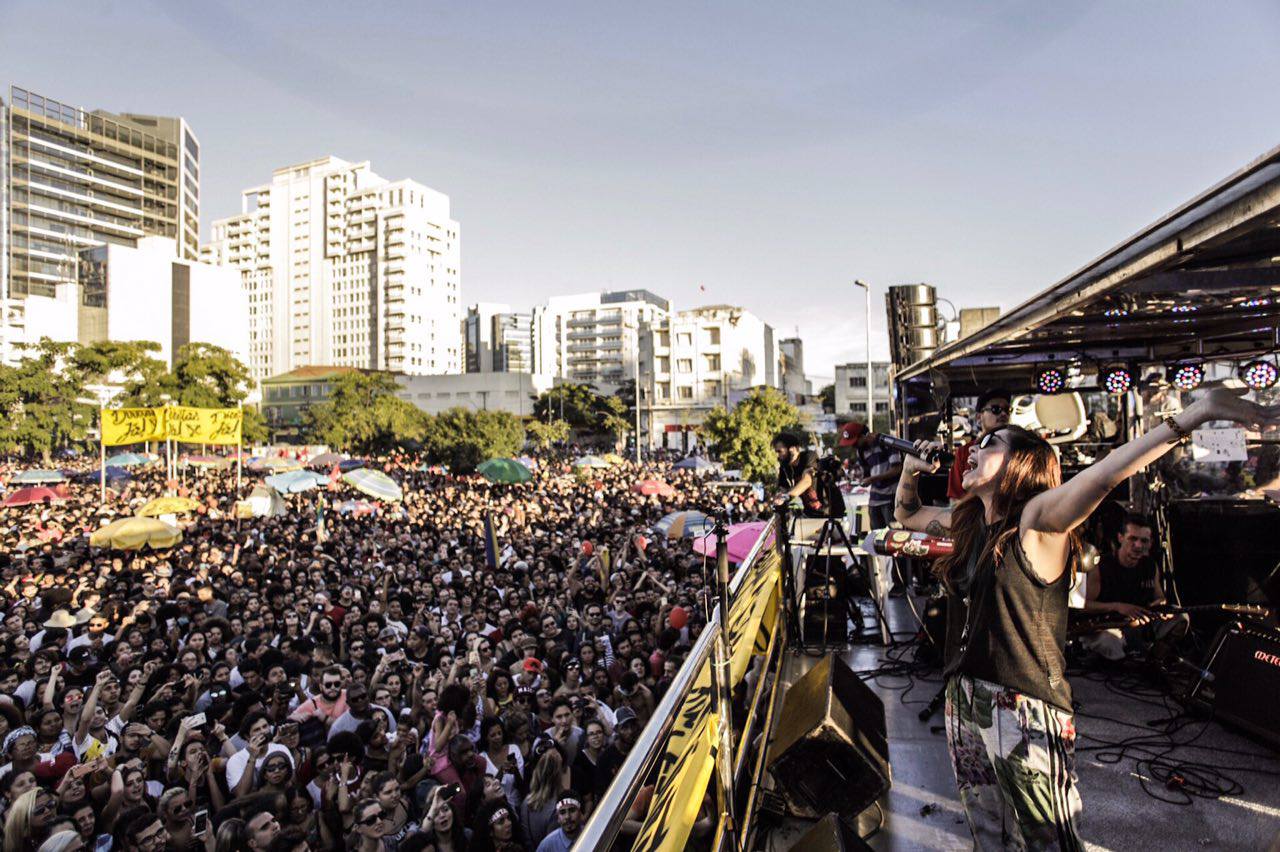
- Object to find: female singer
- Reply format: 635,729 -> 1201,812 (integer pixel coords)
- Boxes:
893,387 -> 1279,850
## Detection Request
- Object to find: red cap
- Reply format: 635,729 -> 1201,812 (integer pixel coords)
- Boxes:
838,422 -> 867,447
523,658 -> 544,674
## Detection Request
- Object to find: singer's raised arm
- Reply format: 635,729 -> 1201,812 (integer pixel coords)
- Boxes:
893,445 -> 951,535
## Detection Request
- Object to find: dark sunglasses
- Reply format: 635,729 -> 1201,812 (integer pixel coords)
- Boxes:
977,432 -> 1004,450
980,404 -> 1010,416
358,810 -> 384,826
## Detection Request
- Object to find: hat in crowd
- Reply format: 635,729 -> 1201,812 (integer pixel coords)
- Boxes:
976,388 -> 1013,412
43,610 -> 76,629
614,707 -> 639,728
523,658 -> 543,675
377,626 -> 399,641
74,607 -> 96,626
516,686 -> 535,698
68,646 -> 94,664
838,421 -> 867,448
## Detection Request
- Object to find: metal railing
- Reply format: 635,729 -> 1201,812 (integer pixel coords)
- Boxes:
573,515 -> 778,851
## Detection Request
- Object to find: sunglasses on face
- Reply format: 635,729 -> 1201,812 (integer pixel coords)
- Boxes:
358,810 -> 384,826
977,432 -> 1003,450
980,405 -> 1010,416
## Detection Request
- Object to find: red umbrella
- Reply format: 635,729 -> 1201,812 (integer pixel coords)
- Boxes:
691,521 -> 775,564
2,486 -> 67,508
632,480 -> 676,498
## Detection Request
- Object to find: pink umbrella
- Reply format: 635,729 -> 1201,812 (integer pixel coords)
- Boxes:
2,486 -> 66,508
691,521 -> 775,563
632,480 -> 676,498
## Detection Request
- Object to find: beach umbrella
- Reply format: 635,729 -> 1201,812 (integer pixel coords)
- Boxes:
138,496 -> 201,517
2,487 -> 66,508
632,480 -> 676,498
337,499 -> 378,516
245,485 -> 287,518
476,458 -> 533,484
342,468 -> 403,501
105,452 -> 149,467
11,469 -> 65,485
654,510 -> 714,539
266,470 -> 329,494
78,466 -> 131,484
338,459 -> 366,472
89,516 -> 182,550
691,521 -> 775,563
602,453 -> 627,466
673,456 -> 719,472
573,455 -> 611,469
261,457 -> 302,472
181,454 -> 229,469
308,452 -> 345,469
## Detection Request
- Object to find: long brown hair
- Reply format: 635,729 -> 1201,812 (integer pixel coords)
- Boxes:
935,425 -> 1074,586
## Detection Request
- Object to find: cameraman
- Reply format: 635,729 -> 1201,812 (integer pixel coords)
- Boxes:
772,432 -> 830,518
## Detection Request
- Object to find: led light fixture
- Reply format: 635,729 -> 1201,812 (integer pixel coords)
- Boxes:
1167,361 -> 1204,391
1240,359 -> 1278,390
1100,364 -> 1133,395
1035,367 -> 1066,395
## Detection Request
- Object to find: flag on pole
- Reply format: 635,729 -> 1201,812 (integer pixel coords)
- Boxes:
483,512 -> 500,569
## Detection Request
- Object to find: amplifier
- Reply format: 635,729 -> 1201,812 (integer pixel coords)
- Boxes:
1188,622 -> 1280,749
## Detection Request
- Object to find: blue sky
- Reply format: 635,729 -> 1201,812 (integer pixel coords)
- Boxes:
4,1 -> 1279,380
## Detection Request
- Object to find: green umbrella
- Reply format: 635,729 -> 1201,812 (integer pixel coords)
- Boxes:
476,458 -> 533,484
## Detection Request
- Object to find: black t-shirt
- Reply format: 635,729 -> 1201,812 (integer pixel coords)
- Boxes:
1096,552 -> 1161,607
779,450 -> 827,515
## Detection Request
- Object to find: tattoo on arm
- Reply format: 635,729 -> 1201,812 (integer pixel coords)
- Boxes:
924,519 -> 949,537
895,494 -> 922,514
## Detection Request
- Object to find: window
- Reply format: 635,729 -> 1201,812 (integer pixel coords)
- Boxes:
848,376 -> 866,388
875,402 -> 888,413
849,402 -> 866,413
706,327 -> 720,346
676,359 -> 692,373
656,356 -> 670,373
703,354 -> 720,372
678,386 -> 693,399
657,382 -> 670,399
676,332 -> 692,347
704,380 -> 721,398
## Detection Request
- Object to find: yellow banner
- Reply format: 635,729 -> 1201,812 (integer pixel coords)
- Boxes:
101,408 -> 167,446
632,550 -> 781,852
167,406 -> 242,445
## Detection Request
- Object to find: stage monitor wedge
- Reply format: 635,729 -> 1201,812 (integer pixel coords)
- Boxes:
766,653 -> 891,819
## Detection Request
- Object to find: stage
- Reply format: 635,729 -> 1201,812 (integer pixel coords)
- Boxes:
759,599 -> 1280,851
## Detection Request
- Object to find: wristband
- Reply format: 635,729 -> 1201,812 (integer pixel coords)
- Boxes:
1163,415 -> 1191,446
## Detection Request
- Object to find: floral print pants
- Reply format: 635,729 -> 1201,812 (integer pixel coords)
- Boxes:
944,674 -> 1084,851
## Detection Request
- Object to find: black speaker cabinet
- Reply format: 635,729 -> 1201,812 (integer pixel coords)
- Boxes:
784,813 -> 874,852
1168,499 -> 1280,610
1190,623 -> 1280,750
766,653 -> 891,819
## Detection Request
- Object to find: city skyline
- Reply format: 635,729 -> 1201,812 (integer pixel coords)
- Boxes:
3,1 -> 1280,376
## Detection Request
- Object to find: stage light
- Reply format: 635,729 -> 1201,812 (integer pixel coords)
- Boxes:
1101,364 -> 1133,395
1168,361 -> 1205,391
1240,359 -> 1278,390
1035,367 -> 1066,395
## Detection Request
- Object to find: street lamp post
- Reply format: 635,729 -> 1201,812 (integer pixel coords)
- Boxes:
854,280 -> 873,427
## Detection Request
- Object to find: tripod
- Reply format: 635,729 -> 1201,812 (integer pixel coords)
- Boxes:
796,507 -> 892,652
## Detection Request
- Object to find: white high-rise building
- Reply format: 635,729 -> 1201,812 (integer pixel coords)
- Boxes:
834,361 -> 892,421
203,156 -> 461,380
639,305 -> 777,450
531,290 -> 670,392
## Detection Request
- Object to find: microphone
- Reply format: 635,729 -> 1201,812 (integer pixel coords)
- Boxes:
874,434 -> 955,465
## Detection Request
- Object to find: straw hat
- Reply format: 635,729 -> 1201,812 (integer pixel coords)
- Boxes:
43,609 -> 77,629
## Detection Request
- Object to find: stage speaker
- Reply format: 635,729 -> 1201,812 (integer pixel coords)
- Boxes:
803,553 -> 853,645
1189,623 -> 1280,750
766,653 -> 891,819
784,813 -> 874,852
1168,500 -> 1280,611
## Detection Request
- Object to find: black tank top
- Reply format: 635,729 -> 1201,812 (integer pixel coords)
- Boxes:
943,522 -> 1073,711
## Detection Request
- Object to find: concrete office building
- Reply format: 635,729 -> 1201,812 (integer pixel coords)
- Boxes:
639,305 -> 777,450
1,85 -> 200,363
465,303 -> 533,373
204,156 -> 461,381
834,360 -> 892,421
778,337 -> 811,403
532,290 -> 670,392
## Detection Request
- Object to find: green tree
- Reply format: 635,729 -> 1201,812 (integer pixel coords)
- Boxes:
526,418 -> 570,450
818,383 -> 835,413
0,339 -> 95,461
701,387 -> 799,483
302,371 -> 426,454
168,343 -> 266,443
426,407 -> 526,472
596,395 -> 632,448
533,383 -> 600,429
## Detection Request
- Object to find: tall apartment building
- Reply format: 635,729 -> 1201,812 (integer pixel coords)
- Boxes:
464,303 -> 532,373
203,156 -> 460,381
1,85 -> 200,363
778,337 -> 811,403
531,290 -> 670,391
834,361 -> 892,421
639,305 -> 777,450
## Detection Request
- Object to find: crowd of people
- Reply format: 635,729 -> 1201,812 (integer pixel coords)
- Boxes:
0,449 -> 761,852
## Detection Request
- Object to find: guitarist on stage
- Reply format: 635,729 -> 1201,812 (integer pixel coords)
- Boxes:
1078,513 -> 1189,661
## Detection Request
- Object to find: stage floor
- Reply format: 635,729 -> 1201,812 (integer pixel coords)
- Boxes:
761,599 -> 1280,851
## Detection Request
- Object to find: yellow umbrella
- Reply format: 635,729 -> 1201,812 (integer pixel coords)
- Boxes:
602,453 -> 626,466
90,517 -> 182,550
262,458 -> 302,472
137,496 -> 200,517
